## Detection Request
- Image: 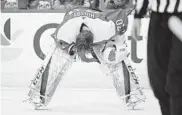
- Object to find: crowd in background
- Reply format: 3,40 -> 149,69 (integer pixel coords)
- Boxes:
1,0 -> 150,18
1,0 -> 101,10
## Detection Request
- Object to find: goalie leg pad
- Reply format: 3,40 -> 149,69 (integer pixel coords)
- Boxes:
27,46 -> 74,108
99,60 -> 146,109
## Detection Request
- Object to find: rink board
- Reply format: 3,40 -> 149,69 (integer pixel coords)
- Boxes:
0,13 -> 150,88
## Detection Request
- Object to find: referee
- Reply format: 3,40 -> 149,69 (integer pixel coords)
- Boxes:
131,0 -> 182,115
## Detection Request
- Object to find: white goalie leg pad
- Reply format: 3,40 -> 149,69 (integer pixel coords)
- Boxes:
99,62 -> 128,97
27,46 -> 57,106
123,59 -> 146,109
27,46 -> 74,108
92,44 -> 129,97
99,60 -> 146,109
92,40 -> 145,109
44,47 -> 74,105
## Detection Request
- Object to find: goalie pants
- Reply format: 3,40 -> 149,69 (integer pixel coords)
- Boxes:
148,12 -> 182,115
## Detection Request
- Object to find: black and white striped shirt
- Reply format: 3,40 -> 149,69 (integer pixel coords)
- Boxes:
134,0 -> 182,18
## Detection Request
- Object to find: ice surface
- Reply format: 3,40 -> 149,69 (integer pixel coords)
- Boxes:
1,87 -> 161,115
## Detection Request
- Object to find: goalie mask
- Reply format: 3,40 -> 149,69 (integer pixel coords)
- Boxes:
76,24 -> 94,53
75,24 -> 100,63
101,35 -> 129,64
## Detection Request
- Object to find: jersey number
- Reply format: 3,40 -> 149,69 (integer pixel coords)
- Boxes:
116,19 -> 124,32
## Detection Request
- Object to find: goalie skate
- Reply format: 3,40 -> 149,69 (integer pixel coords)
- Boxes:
125,87 -> 146,109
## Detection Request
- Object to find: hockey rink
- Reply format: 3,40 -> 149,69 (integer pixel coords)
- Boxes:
0,12 -> 160,115
1,87 -> 161,115
1,62 -> 161,115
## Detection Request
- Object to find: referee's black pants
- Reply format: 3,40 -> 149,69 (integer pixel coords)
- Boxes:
147,12 -> 182,115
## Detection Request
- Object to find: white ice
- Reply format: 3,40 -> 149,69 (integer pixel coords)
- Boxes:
1,87 -> 162,115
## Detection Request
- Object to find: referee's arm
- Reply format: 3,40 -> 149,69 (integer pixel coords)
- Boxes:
131,0 -> 150,41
